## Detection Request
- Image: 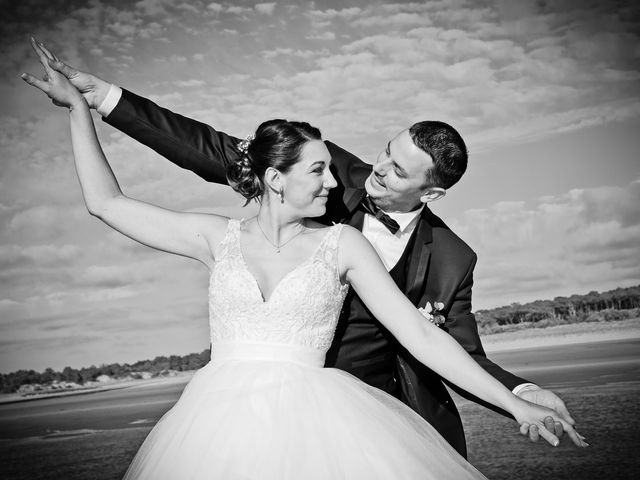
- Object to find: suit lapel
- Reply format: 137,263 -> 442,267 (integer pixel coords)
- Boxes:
405,208 -> 433,304
342,188 -> 367,229
339,190 -> 433,304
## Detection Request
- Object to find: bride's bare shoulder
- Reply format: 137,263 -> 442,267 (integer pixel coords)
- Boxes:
335,224 -> 374,255
304,221 -> 362,240
337,223 -> 365,241
201,214 -> 233,249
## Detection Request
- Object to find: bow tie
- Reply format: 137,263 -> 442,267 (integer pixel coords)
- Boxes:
359,196 -> 400,234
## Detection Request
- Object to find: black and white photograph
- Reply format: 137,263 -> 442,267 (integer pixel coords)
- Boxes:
1,1 -> 639,479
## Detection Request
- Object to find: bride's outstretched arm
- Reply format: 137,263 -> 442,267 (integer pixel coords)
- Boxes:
22,39 -> 224,268
338,225 -> 588,448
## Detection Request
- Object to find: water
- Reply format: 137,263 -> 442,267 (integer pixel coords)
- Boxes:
1,339 -> 639,479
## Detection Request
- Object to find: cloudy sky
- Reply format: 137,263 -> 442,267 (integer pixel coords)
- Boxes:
1,0 -> 639,372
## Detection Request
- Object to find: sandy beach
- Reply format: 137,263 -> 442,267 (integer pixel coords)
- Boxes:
482,318 -> 640,352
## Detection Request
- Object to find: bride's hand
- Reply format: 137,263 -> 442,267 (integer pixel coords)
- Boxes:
21,37 -> 85,109
512,396 -> 588,448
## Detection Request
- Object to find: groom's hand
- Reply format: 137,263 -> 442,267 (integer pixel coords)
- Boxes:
517,385 -> 574,425
36,41 -> 110,110
516,385 -> 586,447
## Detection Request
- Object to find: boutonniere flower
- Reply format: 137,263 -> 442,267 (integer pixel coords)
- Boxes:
418,301 -> 445,325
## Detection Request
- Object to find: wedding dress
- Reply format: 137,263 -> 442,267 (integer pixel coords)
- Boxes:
124,219 -> 487,479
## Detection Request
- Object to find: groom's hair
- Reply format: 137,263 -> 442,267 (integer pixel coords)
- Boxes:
409,121 -> 468,190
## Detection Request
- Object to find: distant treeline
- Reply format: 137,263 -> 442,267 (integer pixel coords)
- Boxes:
0,349 -> 211,394
476,285 -> 640,334
3,285 -> 640,394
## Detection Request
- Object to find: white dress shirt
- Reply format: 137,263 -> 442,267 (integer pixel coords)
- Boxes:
97,84 -> 123,117
361,206 -> 423,271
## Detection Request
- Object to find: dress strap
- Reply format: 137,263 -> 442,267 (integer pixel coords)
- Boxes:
314,223 -> 345,276
215,218 -> 243,261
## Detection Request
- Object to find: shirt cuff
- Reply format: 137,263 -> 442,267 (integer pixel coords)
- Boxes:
512,383 -> 538,396
96,84 -> 123,117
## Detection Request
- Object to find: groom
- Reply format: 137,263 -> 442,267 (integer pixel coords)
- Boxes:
49,53 -> 576,457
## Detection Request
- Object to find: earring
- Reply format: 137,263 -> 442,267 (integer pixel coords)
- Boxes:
278,189 -> 284,204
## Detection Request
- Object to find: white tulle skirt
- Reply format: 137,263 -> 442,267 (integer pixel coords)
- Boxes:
124,342 -> 486,480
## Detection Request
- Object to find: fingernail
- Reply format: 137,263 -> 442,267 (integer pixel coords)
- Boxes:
553,440 -> 559,447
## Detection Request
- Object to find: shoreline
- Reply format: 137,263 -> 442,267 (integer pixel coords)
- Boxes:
2,319 -> 638,405
0,371 -> 194,405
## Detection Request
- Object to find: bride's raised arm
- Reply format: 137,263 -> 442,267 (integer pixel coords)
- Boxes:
337,224 -> 586,448
22,39 -> 226,269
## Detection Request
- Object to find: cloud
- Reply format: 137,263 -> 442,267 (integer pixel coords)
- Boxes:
79,264 -> 146,289
469,99 -> 640,151
7,205 -> 85,239
175,79 -> 207,87
263,48 -> 324,60
177,3 -> 199,15
227,6 -> 252,16
207,2 -> 223,14
351,12 -> 427,29
21,244 -> 81,265
255,3 -> 276,16
107,21 -> 138,37
135,0 -> 173,17
306,32 -> 336,41
138,21 -> 164,39
450,179 -> 640,309
307,7 -> 362,21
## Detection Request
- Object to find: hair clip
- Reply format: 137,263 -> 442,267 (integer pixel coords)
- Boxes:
237,134 -> 255,155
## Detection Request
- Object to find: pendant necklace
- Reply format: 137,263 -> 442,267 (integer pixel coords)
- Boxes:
256,218 -> 307,253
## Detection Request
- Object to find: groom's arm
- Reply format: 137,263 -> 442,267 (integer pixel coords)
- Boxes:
102,87 -> 241,184
103,88 -> 373,189
49,54 -> 373,188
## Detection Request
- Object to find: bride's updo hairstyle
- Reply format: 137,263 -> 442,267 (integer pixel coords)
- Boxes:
227,119 -> 322,203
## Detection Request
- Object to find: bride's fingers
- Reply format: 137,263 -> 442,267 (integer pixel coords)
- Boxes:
528,424 -> 540,442
543,416 -> 563,438
21,72 -> 49,93
48,59 -> 78,81
564,423 -> 589,448
519,423 -> 530,435
537,423 -> 560,447
38,40 -> 59,63
30,37 -> 55,74
39,42 -> 55,62
552,417 -> 589,448
543,416 -> 554,431
554,421 -> 564,438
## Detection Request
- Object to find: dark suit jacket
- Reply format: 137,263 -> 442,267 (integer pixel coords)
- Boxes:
103,89 -> 529,457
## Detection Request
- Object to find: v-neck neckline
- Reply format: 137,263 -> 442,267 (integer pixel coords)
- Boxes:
236,220 -> 334,304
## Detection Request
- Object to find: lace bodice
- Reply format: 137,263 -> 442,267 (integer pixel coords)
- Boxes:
208,219 -> 348,352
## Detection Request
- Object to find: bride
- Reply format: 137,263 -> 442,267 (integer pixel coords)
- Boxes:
23,41 -> 583,480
